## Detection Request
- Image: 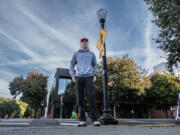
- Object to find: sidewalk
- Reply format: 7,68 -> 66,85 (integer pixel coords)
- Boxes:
0,118 -> 179,127
0,124 -> 180,135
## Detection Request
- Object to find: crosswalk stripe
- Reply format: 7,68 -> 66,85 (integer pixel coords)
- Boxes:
0,122 -> 30,126
59,123 -> 78,126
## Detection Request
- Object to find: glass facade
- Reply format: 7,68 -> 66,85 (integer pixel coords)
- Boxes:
58,78 -> 71,95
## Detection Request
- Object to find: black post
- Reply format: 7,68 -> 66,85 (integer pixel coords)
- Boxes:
99,18 -> 118,125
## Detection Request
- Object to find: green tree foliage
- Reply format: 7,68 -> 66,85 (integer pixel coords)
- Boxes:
144,0 -> 180,66
95,55 -> 151,117
9,75 -> 24,99
106,56 -> 151,107
145,72 -> 180,117
94,55 -> 180,118
0,97 -> 29,118
65,81 -> 76,96
16,100 -> 29,117
9,72 -> 48,118
95,64 -> 103,93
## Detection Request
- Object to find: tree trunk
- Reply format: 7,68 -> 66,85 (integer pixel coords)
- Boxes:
34,108 -> 37,118
165,109 -> 168,118
30,107 -> 32,117
30,101 -> 33,117
36,110 -> 38,118
113,104 -> 117,118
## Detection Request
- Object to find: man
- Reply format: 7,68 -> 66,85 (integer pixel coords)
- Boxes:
69,37 -> 101,126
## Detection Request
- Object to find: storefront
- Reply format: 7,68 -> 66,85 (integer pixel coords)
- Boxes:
47,68 -> 76,118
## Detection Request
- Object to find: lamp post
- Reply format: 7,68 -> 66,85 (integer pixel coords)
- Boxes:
97,8 -> 118,125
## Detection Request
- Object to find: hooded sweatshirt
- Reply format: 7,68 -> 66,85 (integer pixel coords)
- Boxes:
69,48 -> 98,77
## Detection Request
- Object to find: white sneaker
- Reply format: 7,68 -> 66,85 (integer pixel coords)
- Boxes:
77,121 -> 87,127
93,121 -> 101,126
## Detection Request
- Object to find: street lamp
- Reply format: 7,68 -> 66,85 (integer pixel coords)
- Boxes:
97,8 -> 107,26
97,8 -> 118,125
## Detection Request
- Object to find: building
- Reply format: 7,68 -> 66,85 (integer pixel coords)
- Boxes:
47,68 -> 76,118
153,62 -> 170,73
151,62 -> 180,118
153,62 -> 180,77
172,61 -> 180,77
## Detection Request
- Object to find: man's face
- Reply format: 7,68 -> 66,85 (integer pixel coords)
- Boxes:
80,41 -> 88,49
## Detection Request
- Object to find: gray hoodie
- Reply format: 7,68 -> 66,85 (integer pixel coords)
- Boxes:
69,48 -> 98,77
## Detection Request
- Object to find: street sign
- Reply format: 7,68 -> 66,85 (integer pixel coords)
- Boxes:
61,95 -> 63,103
97,29 -> 107,58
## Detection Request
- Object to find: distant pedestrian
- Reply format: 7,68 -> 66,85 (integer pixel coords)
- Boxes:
71,110 -> 77,119
4,114 -> 8,119
85,112 -> 89,120
131,109 -> 134,119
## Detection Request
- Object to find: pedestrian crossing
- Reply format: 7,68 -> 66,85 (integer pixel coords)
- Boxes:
56,119 -> 79,126
0,119 -> 32,127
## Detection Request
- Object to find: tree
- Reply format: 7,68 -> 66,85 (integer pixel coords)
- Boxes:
9,75 -> 24,99
0,97 -> 19,118
64,81 -> 76,96
108,56 -> 151,117
144,0 -> 180,66
95,55 -> 151,117
0,97 -> 29,118
146,72 -> 180,118
16,100 -> 29,118
9,72 -> 48,118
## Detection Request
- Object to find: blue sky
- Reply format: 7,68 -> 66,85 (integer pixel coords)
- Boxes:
0,0 -> 166,98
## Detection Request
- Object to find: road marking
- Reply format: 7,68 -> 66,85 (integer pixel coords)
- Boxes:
127,120 -> 170,124
59,123 -> 78,126
136,124 -> 180,127
0,119 -> 33,122
127,120 -> 148,123
0,122 -> 30,126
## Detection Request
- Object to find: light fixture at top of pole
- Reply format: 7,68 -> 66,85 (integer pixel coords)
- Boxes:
97,8 -> 107,23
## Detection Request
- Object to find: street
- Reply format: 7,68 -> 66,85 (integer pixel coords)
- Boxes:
0,125 -> 180,135
0,119 -> 180,135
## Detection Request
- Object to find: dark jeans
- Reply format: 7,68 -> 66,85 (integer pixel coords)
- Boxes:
75,76 -> 97,121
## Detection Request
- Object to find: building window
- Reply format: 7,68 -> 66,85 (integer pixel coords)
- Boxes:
58,78 -> 71,95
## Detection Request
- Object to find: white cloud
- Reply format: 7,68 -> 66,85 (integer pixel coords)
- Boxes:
0,70 -> 17,98
0,0 -> 168,98
16,6 -> 78,51
0,79 -> 12,98
107,50 -> 126,57
0,0 -> 104,97
0,57 -> 70,67
0,28 -> 41,60
143,14 -> 166,73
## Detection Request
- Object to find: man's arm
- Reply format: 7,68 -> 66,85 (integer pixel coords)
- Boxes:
69,53 -> 76,82
92,53 -> 98,82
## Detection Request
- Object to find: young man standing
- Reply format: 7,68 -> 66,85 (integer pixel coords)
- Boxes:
69,38 -> 100,126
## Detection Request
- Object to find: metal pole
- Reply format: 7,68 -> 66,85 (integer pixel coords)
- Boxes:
176,100 -> 179,120
99,19 -> 118,124
176,94 -> 180,120
60,95 -> 63,118
101,20 -> 110,114
60,102 -> 62,118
